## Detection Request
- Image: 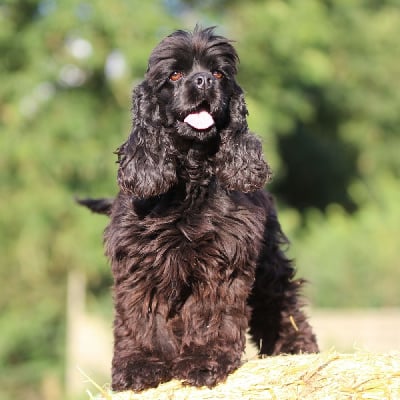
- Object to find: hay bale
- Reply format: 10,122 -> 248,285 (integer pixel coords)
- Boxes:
87,351 -> 400,399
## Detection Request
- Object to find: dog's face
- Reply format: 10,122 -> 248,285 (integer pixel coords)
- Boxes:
144,27 -> 241,141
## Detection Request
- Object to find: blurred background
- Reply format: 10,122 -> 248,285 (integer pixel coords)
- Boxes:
1,0 -> 399,399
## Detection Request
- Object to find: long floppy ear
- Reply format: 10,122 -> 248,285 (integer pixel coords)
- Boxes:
116,82 -> 177,198
215,87 -> 272,192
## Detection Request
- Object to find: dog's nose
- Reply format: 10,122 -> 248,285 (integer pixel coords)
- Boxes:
193,73 -> 214,90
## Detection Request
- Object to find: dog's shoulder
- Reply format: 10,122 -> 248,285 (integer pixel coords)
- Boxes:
228,189 -> 275,212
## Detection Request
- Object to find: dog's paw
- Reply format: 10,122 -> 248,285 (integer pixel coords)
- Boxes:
112,358 -> 171,392
173,353 -> 240,387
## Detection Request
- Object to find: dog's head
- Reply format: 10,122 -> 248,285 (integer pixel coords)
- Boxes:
145,26 -> 240,141
117,26 -> 271,198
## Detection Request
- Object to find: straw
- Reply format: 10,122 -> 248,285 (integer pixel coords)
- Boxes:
88,351 -> 400,400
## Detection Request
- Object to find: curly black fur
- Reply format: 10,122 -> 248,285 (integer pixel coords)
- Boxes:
81,26 -> 318,392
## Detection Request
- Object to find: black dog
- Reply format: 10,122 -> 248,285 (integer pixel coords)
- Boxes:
80,26 -> 318,392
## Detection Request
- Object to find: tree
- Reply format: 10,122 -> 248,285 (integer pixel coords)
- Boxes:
224,0 -> 400,306
227,0 -> 400,212
0,1 -> 177,398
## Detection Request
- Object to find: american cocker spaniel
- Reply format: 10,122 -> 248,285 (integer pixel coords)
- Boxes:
79,26 -> 318,392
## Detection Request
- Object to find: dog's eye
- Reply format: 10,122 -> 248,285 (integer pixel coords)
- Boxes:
169,71 -> 184,82
212,70 -> 224,80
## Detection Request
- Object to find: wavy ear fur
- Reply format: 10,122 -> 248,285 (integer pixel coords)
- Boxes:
215,87 -> 272,192
117,82 -> 177,198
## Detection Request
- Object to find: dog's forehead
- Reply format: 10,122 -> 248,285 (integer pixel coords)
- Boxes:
147,29 -> 238,78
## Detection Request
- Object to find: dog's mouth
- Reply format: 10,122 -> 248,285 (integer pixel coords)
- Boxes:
183,102 -> 215,131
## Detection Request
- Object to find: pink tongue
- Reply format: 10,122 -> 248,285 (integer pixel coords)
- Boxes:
184,111 -> 214,130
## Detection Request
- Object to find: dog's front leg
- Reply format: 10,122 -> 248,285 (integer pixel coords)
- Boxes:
111,305 -> 177,392
172,279 -> 250,387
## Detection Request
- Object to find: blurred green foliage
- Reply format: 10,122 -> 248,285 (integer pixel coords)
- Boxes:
0,0 -> 399,398
281,174 -> 400,307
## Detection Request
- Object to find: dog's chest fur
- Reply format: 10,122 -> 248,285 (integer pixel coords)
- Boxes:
106,189 -> 266,316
